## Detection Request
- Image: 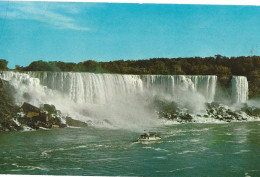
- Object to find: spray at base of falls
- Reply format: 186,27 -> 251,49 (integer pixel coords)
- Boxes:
0,71 -> 254,131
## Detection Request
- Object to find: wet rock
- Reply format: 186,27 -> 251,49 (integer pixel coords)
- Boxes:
27,112 -> 40,119
157,100 -> 259,123
66,117 -> 88,127
0,79 -> 19,118
59,124 -> 67,128
20,102 -> 40,113
0,79 -> 68,131
180,113 -> 192,121
41,104 -> 57,115
241,104 -> 260,117
15,103 -> 67,130
0,79 -> 20,131
52,125 -> 59,128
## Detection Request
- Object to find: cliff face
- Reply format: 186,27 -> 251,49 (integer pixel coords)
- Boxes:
248,69 -> 260,98
0,79 -> 18,118
0,79 -> 21,131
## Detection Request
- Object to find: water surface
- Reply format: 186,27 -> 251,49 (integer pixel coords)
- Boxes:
0,122 -> 260,176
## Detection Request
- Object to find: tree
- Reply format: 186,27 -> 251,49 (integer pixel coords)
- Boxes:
15,65 -> 24,71
24,60 -> 50,71
0,59 -> 8,70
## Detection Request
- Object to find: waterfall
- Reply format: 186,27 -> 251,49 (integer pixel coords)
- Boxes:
0,71 -> 217,104
141,75 -> 217,102
0,71 -> 225,129
231,76 -> 249,103
28,72 -> 144,104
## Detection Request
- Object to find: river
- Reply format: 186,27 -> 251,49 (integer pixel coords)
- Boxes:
1,122 -> 260,176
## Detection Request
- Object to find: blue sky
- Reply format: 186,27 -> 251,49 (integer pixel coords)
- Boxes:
0,2 -> 260,68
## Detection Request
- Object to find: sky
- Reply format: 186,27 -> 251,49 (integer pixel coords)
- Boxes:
0,2 -> 260,68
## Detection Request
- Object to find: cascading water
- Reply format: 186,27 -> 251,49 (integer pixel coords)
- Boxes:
231,76 -> 249,103
0,71 -> 155,130
28,72 -> 144,104
142,75 -> 217,103
0,71 -> 250,130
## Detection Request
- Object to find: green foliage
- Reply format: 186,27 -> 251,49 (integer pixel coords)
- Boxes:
11,56 -> 260,79
0,59 -> 8,71
24,60 -> 50,71
15,65 -> 24,71
248,69 -> 260,97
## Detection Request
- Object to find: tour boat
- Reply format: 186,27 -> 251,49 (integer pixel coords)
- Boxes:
138,132 -> 161,142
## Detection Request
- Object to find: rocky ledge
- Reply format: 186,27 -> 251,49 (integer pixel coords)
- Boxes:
0,79 -> 87,132
155,99 -> 260,123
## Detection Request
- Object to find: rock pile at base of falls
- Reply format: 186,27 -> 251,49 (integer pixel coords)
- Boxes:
204,102 -> 260,122
154,99 -> 194,123
0,78 -> 87,131
16,102 -> 67,130
0,102 -> 68,131
155,99 -> 260,123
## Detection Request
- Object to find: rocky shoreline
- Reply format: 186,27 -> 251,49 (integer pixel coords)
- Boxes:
0,79 -> 87,132
155,99 -> 260,123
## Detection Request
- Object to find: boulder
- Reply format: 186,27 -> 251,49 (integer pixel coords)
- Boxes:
20,102 -> 40,113
59,124 -> 67,128
26,112 -> 40,119
41,104 -> 57,115
180,113 -> 192,121
14,102 -> 66,130
52,125 -> 59,128
66,117 -> 88,127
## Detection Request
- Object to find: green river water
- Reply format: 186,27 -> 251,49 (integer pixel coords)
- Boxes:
0,122 -> 260,176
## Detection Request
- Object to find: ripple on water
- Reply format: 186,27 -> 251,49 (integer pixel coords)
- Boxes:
220,132 -> 232,136
52,167 -> 82,171
177,150 -> 196,154
169,166 -> 195,172
142,146 -> 152,149
233,150 -> 250,154
156,166 -> 194,173
40,145 -> 87,157
0,163 -> 9,166
11,163 -> 50,171
190,139 -> 200,143
153,156 -> 167,159
153,148 -> 169,152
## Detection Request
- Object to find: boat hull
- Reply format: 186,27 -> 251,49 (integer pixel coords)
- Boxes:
138,137 -> 161,143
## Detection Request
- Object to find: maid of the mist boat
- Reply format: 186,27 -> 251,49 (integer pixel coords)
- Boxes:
138,132 -> 161,143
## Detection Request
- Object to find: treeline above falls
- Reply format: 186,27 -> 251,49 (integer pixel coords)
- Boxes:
0,55 -> 260,98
